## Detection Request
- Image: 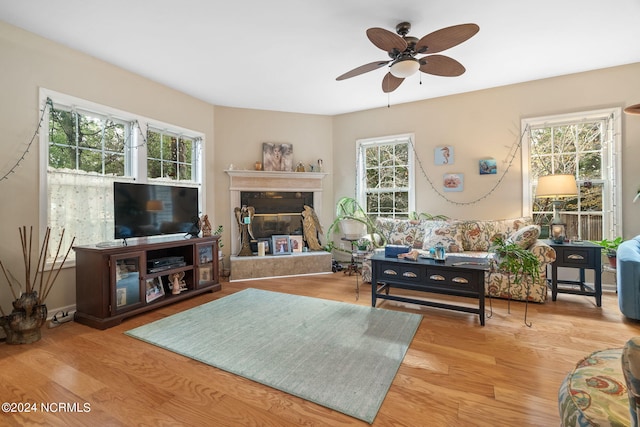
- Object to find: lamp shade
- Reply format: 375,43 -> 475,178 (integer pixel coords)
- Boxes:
624,103 -> 640,115
390,58 -> 420,78
536,174 -> 578,198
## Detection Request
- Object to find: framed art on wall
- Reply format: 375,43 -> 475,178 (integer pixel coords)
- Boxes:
262,143 -> 294,171
479,158 -> 497,175
272,235 -> 291,255
443,173 -> 464,192
435,145 -> 454,165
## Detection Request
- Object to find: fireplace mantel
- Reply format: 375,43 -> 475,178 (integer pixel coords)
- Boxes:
226,170 -> 327,191
225,170 -> 328,255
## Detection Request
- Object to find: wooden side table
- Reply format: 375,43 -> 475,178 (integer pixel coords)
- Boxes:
546,240 -> 602,306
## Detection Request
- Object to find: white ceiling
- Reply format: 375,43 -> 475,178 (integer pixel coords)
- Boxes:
1,0 -> 639,116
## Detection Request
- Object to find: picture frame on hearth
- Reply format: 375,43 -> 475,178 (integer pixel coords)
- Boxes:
257,237 -> 272,254
272,235 -> 291,255
289,235 -> 303,252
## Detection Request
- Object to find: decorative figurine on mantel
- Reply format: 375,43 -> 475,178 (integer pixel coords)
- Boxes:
200,214 -> 212,237
302,205 -> 324,251
234,205 -> 255,256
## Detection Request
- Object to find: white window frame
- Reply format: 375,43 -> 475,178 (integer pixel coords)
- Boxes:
39,88 -> 205,262
521,108 -> 622,239
356,133 -> 415,218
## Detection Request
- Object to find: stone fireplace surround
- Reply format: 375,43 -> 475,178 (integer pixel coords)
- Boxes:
225,170 -> 331,280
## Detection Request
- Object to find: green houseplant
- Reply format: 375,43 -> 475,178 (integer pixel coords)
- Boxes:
489,235 -> 541,289
326,197 -> 383,246
593,236 -> 623,267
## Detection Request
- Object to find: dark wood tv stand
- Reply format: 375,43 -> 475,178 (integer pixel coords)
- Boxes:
74,235 -> 220,329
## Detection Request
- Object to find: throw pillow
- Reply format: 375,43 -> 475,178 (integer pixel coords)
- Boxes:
507,224 -> 541,249
375,217 -> 430,249
422,220 -> 464,253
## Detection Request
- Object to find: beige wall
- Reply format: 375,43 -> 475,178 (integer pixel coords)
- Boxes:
333,63 -> 640,237
1,18 -> 639,314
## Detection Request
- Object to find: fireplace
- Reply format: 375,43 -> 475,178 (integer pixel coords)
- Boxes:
240,191 -> 313,240
226,170 -> 327,256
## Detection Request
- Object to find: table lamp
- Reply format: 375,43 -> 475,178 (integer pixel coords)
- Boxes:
536,174 -> 578,244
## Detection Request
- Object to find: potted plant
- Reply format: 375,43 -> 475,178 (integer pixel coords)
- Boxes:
355,237 -> 372,252
593,236 -> 623,267
214,225 -> 230,278
489,235 -> 541,289
326,197 -> 383,246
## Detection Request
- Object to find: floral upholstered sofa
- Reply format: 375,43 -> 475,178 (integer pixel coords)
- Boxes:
361,216 -> 556,303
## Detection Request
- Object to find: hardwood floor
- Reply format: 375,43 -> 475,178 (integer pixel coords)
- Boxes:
2,272 -> 640,426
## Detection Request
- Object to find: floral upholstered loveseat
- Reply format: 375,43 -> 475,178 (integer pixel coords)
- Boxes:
361,216 -> 556,303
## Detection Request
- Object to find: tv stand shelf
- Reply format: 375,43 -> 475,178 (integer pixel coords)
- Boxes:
73,235 -> 220,329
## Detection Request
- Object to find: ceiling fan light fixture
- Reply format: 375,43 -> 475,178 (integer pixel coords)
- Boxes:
390,58 -> 420,78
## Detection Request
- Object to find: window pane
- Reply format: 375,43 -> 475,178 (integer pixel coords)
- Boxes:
395,192 -> 408,212
148,159 -> 162,178
365,146 -> 379,167
103,120 -> 125,152
380,168 -> 394,188
147,131 -> 161,158
366,168 -> 379,188
395,144 -> 408,165
581,183 -> 603,211
578,152 -> 601,179
395,166 -> 408,187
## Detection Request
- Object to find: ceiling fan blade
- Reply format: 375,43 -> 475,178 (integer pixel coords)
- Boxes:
415,23 -> 479,54
366,27 -> 407,54
419,54 -> 466,77
382,73 -> 404,93
336,60 -> 391,81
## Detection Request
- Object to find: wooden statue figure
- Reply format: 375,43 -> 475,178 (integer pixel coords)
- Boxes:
234,205 -> 255,256
201,214 -> 212,237
302,205 -> 323,251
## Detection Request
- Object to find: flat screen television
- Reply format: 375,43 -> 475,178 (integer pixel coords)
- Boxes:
114,182 -> 200,240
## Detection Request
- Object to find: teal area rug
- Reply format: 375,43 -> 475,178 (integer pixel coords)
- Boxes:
126,288 -> 422,423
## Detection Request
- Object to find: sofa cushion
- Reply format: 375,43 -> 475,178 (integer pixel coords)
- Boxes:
460,217 -> 532,251
375,217 -> 431,249
421,220 -> 464,253
507,224 -> 541,249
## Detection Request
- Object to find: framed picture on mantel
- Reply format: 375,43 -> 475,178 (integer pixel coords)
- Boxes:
262,143 -> 294,172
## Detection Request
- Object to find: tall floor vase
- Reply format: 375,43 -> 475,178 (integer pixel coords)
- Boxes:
0,291 -> 48,344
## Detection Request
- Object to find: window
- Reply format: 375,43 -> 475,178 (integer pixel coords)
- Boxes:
40,89 -> 204,262
522,108 -> 621,241
147,128 -> 195,181
356,134 -> 414,219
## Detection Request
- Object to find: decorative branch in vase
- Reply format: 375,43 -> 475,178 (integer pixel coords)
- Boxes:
0,226 -> 75,344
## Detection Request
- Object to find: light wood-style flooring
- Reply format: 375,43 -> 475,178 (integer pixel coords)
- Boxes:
2,272 -> 640,426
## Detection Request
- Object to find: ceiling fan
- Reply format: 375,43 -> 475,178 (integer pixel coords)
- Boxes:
336,21 -> 479,93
